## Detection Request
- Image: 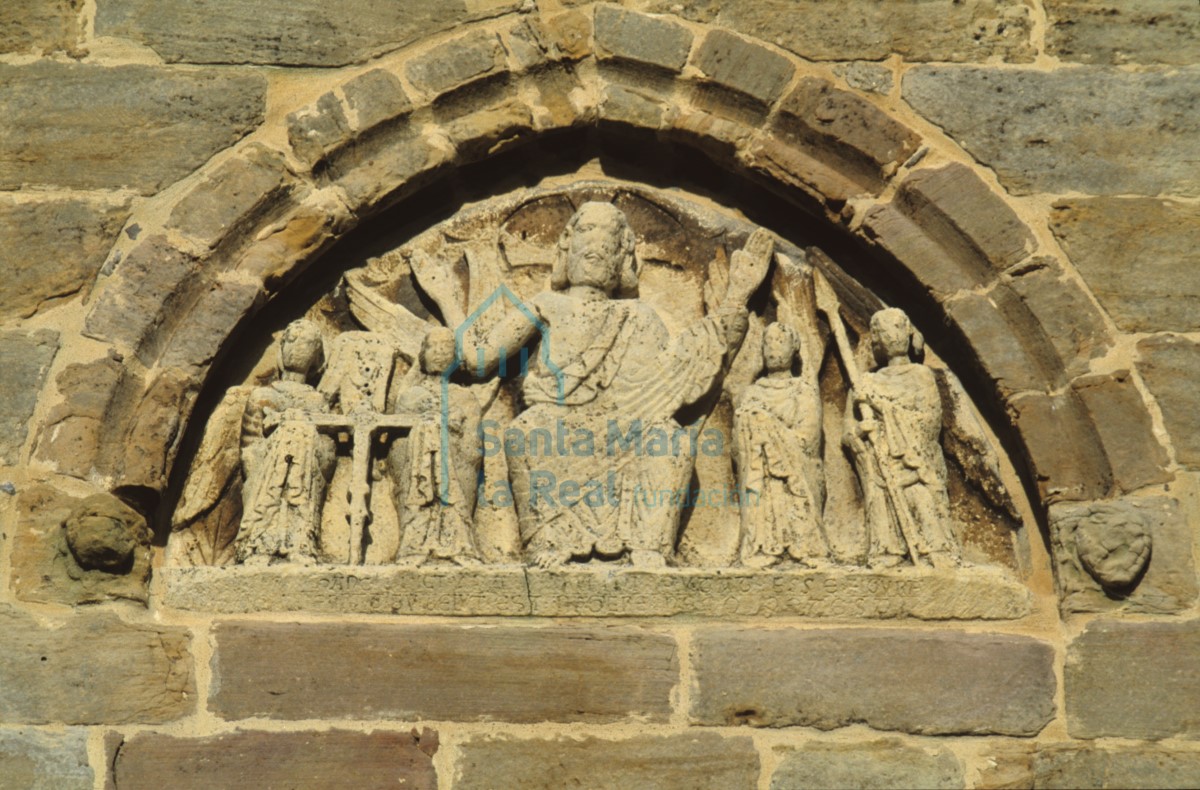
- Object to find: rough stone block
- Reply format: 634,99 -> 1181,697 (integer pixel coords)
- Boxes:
0,605 -> 193,724
693,29 -> 795,107
211,623 -> 677,723
96,0 -> 522,67
166,143 -> 294,251
0,729 -> 91,790
34,352 -> 126,479
595,5 -> 693,72
860,204 -> 991,296
0,63 -> 265,194
1007,260 -> 1115,379
903,67 -> 1200,196
0,193 -> 132,318
944,287 -> 1064,396
1066,619 -> 1200,739
343,69 -> 411,132
286,92 -> 351,170
455,733 -> 759,790
118,367 -> 195,490
648,0 -> 1034,63
406,29 -> 506,97
1033,744 -> 1200,789
324,122 -> 453,214
1007,390 -> 1113,503
1050,198 -> 1200,333
158,275 -> 263,369
0,0 -> 81,55
1046,0 -> 1200,66
1136,334 -> 1200,466
691,628 -> 1056,735
834,62 -> 893,94
1072,371 -> 1172,493
112,730 -> 438,790
0,329 -> 59,464
770,740 -> 963,790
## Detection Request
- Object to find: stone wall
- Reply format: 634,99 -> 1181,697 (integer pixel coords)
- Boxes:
1,1 -> 1199,788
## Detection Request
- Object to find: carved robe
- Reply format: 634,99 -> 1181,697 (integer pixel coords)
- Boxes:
735,376 -> 828,565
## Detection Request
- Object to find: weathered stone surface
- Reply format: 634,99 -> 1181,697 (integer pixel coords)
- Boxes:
644,0 -> 1034,62
860,205 -> 991,296
903,67 -> 1200,196
211,622 -> 677,723
1050,198 -> 1200,333
834,62 -> 893,94
944,287 -> 1064,396
322,122 -> 453,213
456,733 -> 758,789
96,0 -> 521,66
0,63 -> 266,194
692,628 -> 1055,735
770,740 -> 963,790
287,92 -> 351,170
113,730 -> 438,790
1066,620 -> 1200,739
166,143 -> 294,250
11,484 -> 153,606
1007,260 -> 1115,379
1046,0 -> 1200,66
1007,390 -> 1113,503
1072,371 -> 1172,493
406,29 -> 506,97
1137,334 -> 1200,466
0,329 -> 59,464
34,352 -> 125,479
0,193 -> 132,318
693,29 -> 795,107
344,68 -> 411,131
158,275 -> 263,370
0,605 -> 193,724
0,729 -> 91,790
1033,745 -> 1200,789
163,565 -> 1030,619
1050,496 -> 1196,615
595,5 -> 693,72
0,0 -> 81,55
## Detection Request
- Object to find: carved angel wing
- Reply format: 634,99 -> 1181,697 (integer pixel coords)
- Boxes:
344,268 -> 430,362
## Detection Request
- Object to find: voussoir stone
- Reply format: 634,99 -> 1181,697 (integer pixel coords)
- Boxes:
1050,198 -> 1200,333
691,628 -> 1056,735
455,733 -> 759,790
211,622 -> 677,723
1066,619 -> 1200,739
1136,334 -> 1200,466
406,29 -> 506,97
770,740 -> 964,790
903,66 -> 1200,196
1071,370 -> 1172,493
0,0 -> 82,55
1007,390 -> 1113,503
0,193 -> 132,319
944,287 -> 1064,396
645,0 -> 1034,63
1007,259 -> 1115,379
1046,0 -> 1200,66
0,605 -> 193,724
113,730 -> 438,790
0,729 -> 92,790
595,5 -> 693,72
96,0 -> 522,67
34,352 -> 126,479
0,329 -> 59,465
0,63 -> 265,194
693,29 -> 795,107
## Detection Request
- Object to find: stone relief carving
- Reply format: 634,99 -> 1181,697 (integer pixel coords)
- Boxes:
170,183 -> 1029,591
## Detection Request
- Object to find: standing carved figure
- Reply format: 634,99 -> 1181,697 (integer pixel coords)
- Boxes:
236,320 -> 337,565
735,322 -> 829,568
842,309 -> 960,569
390,328 -> 484,566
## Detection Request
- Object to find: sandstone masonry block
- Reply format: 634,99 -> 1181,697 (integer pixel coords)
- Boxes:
903,67 -> 1200,196
0,63 -> 265,194
455,733 -> 759,790
1033,744 -> 1200,789
944,287 -> 1064,396
112,730 -> 438,790
406,29 -> 506,98
1046,0 -> 1200,66
0,0 -> 81,55
1072,371 -> 1172,493
35,352 -> 126,479
595,5 -> 693,72
646,0 -> 1034,62
0,605 -> 193,724
96,0 -> 522,67
0,193 -> 132,319
860,205 -> 990,296
344,69 -> 412,132
693,29 -> 795,108
1136,334 -> 1200,466
0,329 -> 59,464
287,92 -> 351,170
1007,260 -> 1115,379
770,740 -> 964,790
1049,198 -> 1200,333
0,729 -> 91,790
1007,390 -> 1113,503
691,628 -> 1055,735
211,623 -> 677,723
1066,619 -> 1200,739
158,275 -> 263,370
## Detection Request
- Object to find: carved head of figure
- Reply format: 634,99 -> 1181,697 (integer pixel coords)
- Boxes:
421,327 -> 457,376
64,493 -> 149,574
762,322 -> 801,374
869,308 -> 924,366
1074,503 -> 1152,592
278,319 -> 324,379
553,201 -> 638,297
